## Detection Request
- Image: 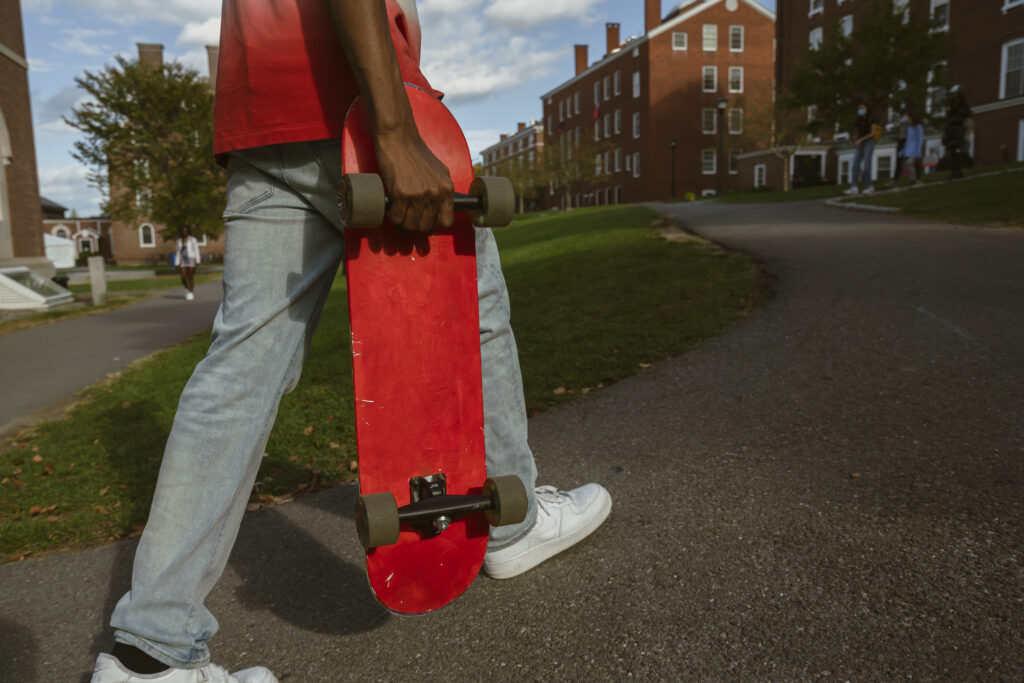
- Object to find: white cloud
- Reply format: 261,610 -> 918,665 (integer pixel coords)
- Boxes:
54,28 -> 114,57
178,16 -> 220,47
37,119 -> 78,136
463,127 -> 505,161
29,57 -> 53,72
38,165 -> 103,216
483,0 -> 605,31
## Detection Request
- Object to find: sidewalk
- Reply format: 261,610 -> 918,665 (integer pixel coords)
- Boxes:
0,281 -> 222,439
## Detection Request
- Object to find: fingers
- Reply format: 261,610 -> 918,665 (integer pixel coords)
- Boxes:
386,167 -> 454,233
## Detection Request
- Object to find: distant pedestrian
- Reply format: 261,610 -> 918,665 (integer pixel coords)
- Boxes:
900,112 -> 925,186
845,103 -> 879,195
943,85 -> 972,180
889,102 -> 910,186
176,227 -> 200,301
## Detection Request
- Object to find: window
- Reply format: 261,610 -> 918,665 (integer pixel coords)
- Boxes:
196,233 -> 208,246
729,109 -> 744,134
1005,0 -> 1024,11
926,62 -> 948,115
931,0 -> 949,30
632,112 -> 640,138
702,24 -> 717,51
529,150 -> 535,167
702,108 -> 717,134
894,0 -> 910,22
809,0 -> 823,16
595,154 -> 602,176
53,225 -> 70,238
603,76 -> 610,100
840,15 -> 853,37
632,71 -> 641,98
614,109 -> 621,134
754,164 -> 767,188
1002,38 -> 1024,99
604,113 -> 611,138
615,148 -> 621,172
729,149 -> 741,174
632,152 -> 640,178
614,71 -> 621,95
559,100 -> 564,122
139,223 -> 155,248
626,154 -> 631,171
877,154 -> 892,178
702,66 -> 717,92
594,121 -> 600,141
546,116 -> 552,134
673,32 -> 688,51
730,26 -> 744,52
702,149 -> 716,174
79,237 -> 95,253
809,27 -> 823,50
575,127 -> 580,147
729,66 -> 743,93
594,82 -> 600,104
574,92 -> 580,114
839,158 -> 851,184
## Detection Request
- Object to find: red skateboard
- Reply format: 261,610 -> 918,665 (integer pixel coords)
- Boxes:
339,84 -> 525,614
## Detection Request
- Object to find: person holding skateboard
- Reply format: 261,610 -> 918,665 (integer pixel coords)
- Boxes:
91,2 -> 611,682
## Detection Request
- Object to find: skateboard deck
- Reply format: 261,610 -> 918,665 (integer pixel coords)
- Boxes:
341,85 -> 514,614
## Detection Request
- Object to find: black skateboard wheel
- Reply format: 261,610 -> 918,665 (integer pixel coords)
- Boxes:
468,176 -> 515,228
483,475 -> 528,527
356,492 -> 400,548
340,173 -> 387,228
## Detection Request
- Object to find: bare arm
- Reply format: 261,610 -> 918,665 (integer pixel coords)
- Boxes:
326,0 -> 453,232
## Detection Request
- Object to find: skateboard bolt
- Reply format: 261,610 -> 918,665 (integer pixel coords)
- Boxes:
432,516 -> 452,532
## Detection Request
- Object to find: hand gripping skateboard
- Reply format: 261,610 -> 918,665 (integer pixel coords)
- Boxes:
339,84 -> 526,614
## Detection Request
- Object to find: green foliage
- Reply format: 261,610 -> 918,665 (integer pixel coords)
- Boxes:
65,56 -> 225,241
542,128 -> 615,207
785,0 -> 951,133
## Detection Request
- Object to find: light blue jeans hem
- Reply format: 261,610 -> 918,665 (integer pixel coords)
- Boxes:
109,139 -> 538,667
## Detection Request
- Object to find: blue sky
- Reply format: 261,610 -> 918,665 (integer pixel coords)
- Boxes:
21,0 -> 775,216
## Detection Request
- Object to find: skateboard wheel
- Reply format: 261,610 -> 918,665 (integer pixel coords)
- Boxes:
356,492 -> 400,548
468,176 -> 515,228
483,475 -> 528,527
340,173 -> 387,228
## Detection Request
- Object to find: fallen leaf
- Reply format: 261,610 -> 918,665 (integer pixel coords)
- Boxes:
262,452 -> 269,458
326,415 -> 335,423
328,441 -> 341,450
32,454 -> 43,463
246,503 -> 262,512
553,387 -> 567,395
10,551 -> 31,561
639,362 -> 652,369
94,506 -> 109,515
850,472 -> 862,479
98,486 -> 110,496
302,425 -> 314,436
121,401 -> 131,409
29,506 -> 42,516
581,388 -> 592,394
1,478 -> 9,485
42,464 -> 54,476
13,469 -> 22,477
47,515 -> 60,522
349,461 -> 359,471
93,439 -> 99,445
118,484 -> 129,489
128,525 -> 144,538
288,455 -> 299,462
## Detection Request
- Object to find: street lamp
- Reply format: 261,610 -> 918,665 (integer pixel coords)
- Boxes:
716,96 -> 728,197
669,140 -> 677,198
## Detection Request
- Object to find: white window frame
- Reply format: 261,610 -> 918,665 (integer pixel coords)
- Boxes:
702,66 -> 718,92
196,233 -> 208,247
614,71 -> 621,95
673,32 -> 688,51
729,66 -> 744,93
604,113 -> 611,138
139,223 -> 156,248
574,92 -> 580,115
702,24 -> 718,51
729,149 -> 741,175
809,0 -> 824,17
1005,0 -> 1024,12
559,100 -> 564,122
603,76 -> 610,101
632,71 -> 641,98
614,109 -> 622,134
615,148 -> 621,172
702,149 -> 717,175
702,108 -> 717,134
728,108 -> 744,135
809,27 -> 823,50
729,26 -> 744,52
754,164 -> 767,188
1001,38 -> 1024,99
53,225 -> 71,239
632,152 -> 640,178
632,112 -> 640,139
594,121 -> 600,142
930,0 -> 949,31
840,15 -> 853,37
594,82 -> 600,105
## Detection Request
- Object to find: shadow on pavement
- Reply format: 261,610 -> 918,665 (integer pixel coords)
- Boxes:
0,616 -> 37,680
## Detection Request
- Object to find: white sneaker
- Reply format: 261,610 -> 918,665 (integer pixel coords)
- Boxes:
91,653 -> 278,683
861,186 -> 875,195
482,483 -> 611,579
185,291 -> 195,301
843,186 -> 860,196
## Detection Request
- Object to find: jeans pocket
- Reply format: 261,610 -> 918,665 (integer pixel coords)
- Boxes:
222,154 -> 276,217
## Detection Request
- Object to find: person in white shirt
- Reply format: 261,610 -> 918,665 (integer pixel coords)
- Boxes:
175,227 -> 201,301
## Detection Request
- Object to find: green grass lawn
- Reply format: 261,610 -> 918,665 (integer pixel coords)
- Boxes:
0,206 -> 766,562
848,168 -> 1024,228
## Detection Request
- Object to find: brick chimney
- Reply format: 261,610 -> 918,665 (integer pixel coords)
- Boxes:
137,43 -> 163,67
500,134 -> 508,141
605,23 -> 620,56
645,0 -> 661,33
517,122 -> 526,132
206,45 -> 219,90
574,44 -> 588,75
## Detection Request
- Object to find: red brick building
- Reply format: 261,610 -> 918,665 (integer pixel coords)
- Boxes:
1,0 -> 51,276
538,0 -> 776,208
479,121 -> 545,210
744,0 -> 1024,191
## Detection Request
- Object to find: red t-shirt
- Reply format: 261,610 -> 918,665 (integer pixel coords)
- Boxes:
213,0 -> 438,159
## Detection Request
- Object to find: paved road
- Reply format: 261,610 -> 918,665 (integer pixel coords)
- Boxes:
0,282 -> 222,438
2,201 -> 1022,680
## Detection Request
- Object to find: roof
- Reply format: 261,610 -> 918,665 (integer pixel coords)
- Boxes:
40,196 -> 68,212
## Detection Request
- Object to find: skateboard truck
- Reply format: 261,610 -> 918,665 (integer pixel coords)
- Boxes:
355,474 -> 528,549
339,174 -> 515,229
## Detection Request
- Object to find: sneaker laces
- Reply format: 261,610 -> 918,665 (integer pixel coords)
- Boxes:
197,663 -> 236,682
535,485 -> 570,510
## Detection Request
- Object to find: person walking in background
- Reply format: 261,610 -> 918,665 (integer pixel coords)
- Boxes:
900,112 -> 925,187
943,85 -> 972,180
175,227 -> 200,301
889,102 -> 910,186
845,103 -> 878,196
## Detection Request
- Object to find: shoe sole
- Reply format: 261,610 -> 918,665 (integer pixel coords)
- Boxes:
482,492 -> 612,580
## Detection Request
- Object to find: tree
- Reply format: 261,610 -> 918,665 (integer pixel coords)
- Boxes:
542,127 -> 614,209
66,55 -> 225,241
501,155 -> 545,214
737,99 -> 814,192
785,0 -> 950,135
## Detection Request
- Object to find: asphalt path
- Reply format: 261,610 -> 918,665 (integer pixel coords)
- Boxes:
0,281 -> 222,438
1,200 -> 1022,680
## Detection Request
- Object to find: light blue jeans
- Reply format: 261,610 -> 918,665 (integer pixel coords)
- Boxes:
109,140 -> 538,667
851,138 -> 875,190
